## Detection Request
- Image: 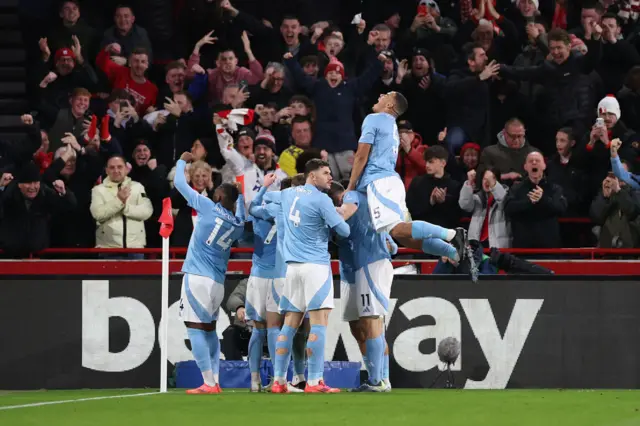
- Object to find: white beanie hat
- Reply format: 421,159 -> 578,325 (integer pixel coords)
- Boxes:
598,95 -> 621,120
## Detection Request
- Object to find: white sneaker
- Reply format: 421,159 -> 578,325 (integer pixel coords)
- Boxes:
287,382 -> 304,393
382,380 -> 392,392
250,382 -> 262,393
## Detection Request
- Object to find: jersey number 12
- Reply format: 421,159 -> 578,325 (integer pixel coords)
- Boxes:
206,217 -> 234,250
288,196 -> 301,227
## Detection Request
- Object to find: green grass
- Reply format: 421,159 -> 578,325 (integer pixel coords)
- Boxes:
1,389 -> 640,426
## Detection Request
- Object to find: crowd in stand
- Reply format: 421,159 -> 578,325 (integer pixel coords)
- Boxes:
3,0 -> 640,259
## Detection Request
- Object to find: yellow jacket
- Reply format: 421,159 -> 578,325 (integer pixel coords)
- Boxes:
278,145 -> 304,177
90,176 -> 153,248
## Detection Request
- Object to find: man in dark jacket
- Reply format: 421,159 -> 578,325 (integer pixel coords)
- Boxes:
0,162 -> 77,257
407,145 -> 461,230
284,46 -> 383,180
504,152 -> 568,248
500,28 -> 603,146
46,0 -> 97,61
153,91 -> 202,168
221,1 -> 317,66
590,169 -> 640,248
596,13 -> 640,94
100,5 -> 154,63
444,42 -> 500,154
0,115 -> 42,175
546,127 -> 589,216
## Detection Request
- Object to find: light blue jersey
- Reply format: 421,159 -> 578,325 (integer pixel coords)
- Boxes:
337,236 -> 356,284
280,184 -> 350,265
356,112 -> 401,191
174,160 -> 246,283
249,187 -> 283,279
343,191 -> 391,270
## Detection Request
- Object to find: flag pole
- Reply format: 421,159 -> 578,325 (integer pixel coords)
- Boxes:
160,235 -> 169,393
158,197 -> 174,394
159,238 -> 169,392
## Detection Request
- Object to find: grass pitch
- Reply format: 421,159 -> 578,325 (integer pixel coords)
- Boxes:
1,389 -> 639,426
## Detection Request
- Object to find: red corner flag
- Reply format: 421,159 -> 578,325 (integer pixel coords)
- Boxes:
158,197 -> 174,239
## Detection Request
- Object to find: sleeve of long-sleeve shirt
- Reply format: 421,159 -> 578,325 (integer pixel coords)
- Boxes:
96,48 -> 125,84
611,155 -> 640,189
174,159 -> 215,213
187,72 -> 208,102
216,126 -> 245,176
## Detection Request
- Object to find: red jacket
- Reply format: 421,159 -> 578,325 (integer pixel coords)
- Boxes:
96,49 -> 158,116
395,133 -> 427,190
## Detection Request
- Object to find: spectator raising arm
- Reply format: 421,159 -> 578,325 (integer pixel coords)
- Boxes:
611,138 -> 640,189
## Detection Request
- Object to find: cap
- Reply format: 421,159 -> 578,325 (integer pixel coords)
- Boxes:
18,162 -> 41,184
254,131 -> 276,152
236,127 -> 256,142
397,120 -> 413,132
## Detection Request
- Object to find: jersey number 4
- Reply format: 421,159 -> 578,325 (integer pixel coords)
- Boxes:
288,196 -> 301,227
206,217 -> 234,250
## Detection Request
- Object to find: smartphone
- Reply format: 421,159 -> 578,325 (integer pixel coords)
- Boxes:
239,80 -> 248,93
596,118 -> 605,128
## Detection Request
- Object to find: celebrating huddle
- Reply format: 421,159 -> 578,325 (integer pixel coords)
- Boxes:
173,92 -> 469,394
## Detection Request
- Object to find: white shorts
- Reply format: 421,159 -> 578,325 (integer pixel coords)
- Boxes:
340,280 -> 359,322
178,273 -> 224,323
267,278 -> 285,314
280,263 -> 334,313
366,175 -> 410,233
246,276 -> 271,322
354,259 -> 394,318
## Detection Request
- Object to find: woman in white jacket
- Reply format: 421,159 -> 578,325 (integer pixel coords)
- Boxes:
458,167 -> 512,248
90,155 -> 153,257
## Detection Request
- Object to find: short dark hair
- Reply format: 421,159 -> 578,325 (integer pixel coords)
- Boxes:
393,92 -> 408,117
557,126 -> 575,141
216,182 -> 240,206
165,61 -> 186,73
107,154 -> 127,165
115,4 -> 134,14
107,88 -> 135,105
582,1 -> 605,14
372,23 -> 391,33
601,13 -> 620,26
291,173 -> 306,186
60,0 -> 80,11
424,145 -> 448,162
300,55 -> 319,67
217,48 -> 236,58
174,90 -> 193,104
547,28 -> 571,45
131,47 -> 149,57
462,42 -> 484,61
296,149 -> 322,174
281,15 -> 300,24
291,115 -> 312,127
328,182 -> 345,206
304,158 -> 330,178
482,166 -> 502,184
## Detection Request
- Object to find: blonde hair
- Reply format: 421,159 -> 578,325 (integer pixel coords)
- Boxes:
189,161 -> 212,180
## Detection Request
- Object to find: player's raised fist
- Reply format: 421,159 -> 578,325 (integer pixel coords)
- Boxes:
263,173 -> 277,187
283,52 -> 294,60
20,114 -> 34,125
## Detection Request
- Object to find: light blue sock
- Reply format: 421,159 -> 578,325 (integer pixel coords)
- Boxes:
248,328 -> 267,373
365,335 -> 385,385
307,325 -> 327,384
274,325 -> 297,381
382,332 -> 389,381
267,327 -> 279,362
292,329 -> 307,379
187,328 -> 213,385
411,221 -> 449,240
362,354 -> 370,376
422,238 -> 458,259
205,330 -> 220,378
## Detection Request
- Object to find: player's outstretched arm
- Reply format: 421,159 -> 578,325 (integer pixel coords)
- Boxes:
249,186 -> 274,221
339,190 -> 360,221
346,142 -> 371,192
174,157 -> 214,212
234,189 -> 246,223
321,196 -> 350,237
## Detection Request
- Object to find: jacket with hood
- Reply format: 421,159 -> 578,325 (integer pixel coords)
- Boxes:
89,176 -> 153,248
590,185 -> 640,248
398,70 -> 447,145
458,181 -> 511,248
504,176 -> 568,248
395,133 -> 427,190
478,131 -> 540,181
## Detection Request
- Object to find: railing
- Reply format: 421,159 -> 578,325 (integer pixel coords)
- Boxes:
3,247 -> 640,260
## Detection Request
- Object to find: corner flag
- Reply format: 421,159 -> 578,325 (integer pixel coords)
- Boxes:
158,197 -> 174,239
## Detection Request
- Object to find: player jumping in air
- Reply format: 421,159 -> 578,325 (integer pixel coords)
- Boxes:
271,159 -> 350,394
174,152 -> 246,394
346,92 -> 468,266
247,173 -> 308,393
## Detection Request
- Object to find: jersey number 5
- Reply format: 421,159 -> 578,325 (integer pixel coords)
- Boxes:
288,196 -> 301,227
206,217 -> 234,250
